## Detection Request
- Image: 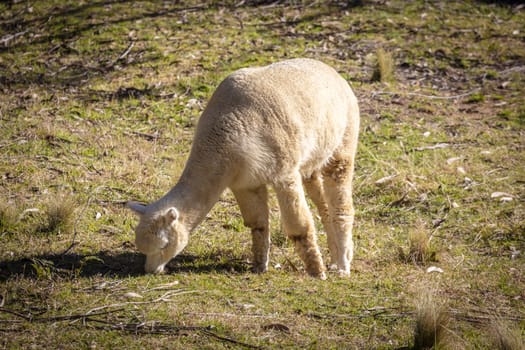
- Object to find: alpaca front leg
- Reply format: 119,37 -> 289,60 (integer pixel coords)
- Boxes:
251,227 -> 270,273
232,186 -> 270,273
274,174 -> 326,279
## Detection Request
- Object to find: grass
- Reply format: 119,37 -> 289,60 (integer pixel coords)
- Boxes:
488,319 -> 524,350
404,223 -> 437,266
413,290 -> 451,350
372,48 -> 395,83
1,0 -> 524,348
38,194 -> 77,235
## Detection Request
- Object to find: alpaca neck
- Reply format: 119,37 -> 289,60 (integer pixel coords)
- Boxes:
156,163 -> 228,232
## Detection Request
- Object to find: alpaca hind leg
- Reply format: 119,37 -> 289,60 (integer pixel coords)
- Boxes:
322,157 -> 356,276
303,172 -> 338,270
232,186 -> 270,273
274,173 -> 326,279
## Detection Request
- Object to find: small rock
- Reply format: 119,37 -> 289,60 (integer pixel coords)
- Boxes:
491,191 -> 513,199
123,292 -> 143,299
241,303 -> 255,310
447,157 -> 461,165
426,266 -> 444,273
375,174 -> 397,185
510,247 -> 520,259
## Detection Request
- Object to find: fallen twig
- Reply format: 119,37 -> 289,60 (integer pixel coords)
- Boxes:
127,130 -> 160,141
184,311 -> 277,319
0,307 -> 124,323
306,308 -> 414,321
60,195 -> 94,256
89,320 -> 262,349
85,290 -> 201,315
372,88 -> 481,100
106,41 -> 135,69
201,329 -> 263,349
0,30 -> 29,46
414,143 -> 450,151
0,306 -> 261,349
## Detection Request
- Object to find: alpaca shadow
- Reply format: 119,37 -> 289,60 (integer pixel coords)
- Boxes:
165,253 -> 252,275
0,250 -> 251,281
0,251 -> 143,281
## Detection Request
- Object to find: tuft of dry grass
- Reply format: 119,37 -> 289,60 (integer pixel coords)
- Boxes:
487,319 -> 524,350
372,47 -> 395,83
413,290 -> 451,350
39,195 -> 77,235
0,202 -> 18,235
399,223 -> 437,265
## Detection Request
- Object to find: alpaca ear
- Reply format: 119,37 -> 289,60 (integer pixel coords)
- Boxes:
165,207 -> 179,223
127,201 -> 147,216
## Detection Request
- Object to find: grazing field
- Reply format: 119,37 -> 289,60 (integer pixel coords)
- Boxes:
0,1 -> 523,348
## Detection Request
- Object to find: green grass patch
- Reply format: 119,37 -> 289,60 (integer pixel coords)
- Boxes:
0,0 -> 524,348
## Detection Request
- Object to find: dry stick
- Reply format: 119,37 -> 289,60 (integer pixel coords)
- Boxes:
60,195 -> 94,256
106,41 -> 135,69
0,30 -> 29,46
0,307 -> 260,349
85,290 -> 201,315
0,306 -> 124,323
88,320 -> 262,350
200,329 -> 263,350
307,309 -> 415,321
371,88 -> 481,100
184,311 -> 276,319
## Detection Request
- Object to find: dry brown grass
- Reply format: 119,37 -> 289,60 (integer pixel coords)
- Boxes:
0,202 -> 18,235
39,194 -> 77,235
487,319 -> 524,350
398,222 -> 437,265
413,290 -> 451,350
372,47 -> 395,83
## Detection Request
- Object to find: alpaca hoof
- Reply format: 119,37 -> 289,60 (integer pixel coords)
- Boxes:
252,263 -> 268,274
307,270 -> 327,280
337,269 -> 350,277
329,263 -> 350,277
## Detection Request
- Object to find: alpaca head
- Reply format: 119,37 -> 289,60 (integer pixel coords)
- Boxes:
127,202 -> 188,274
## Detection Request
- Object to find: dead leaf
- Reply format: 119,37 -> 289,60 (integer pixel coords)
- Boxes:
123,292 -> 143,299
426,266 -> 444,273
375,174 -> 397,185
414,143 -> 450,151
262,323 -> 290,333
491,192 -> 513,199
446,157 -> 462,164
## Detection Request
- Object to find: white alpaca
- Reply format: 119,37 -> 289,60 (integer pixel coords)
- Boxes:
128,58 -> 360,279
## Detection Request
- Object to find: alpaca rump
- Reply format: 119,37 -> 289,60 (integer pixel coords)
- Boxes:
128,58 -> 360,278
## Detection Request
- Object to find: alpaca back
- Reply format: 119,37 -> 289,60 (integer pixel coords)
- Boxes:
186,58 -> 359,188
